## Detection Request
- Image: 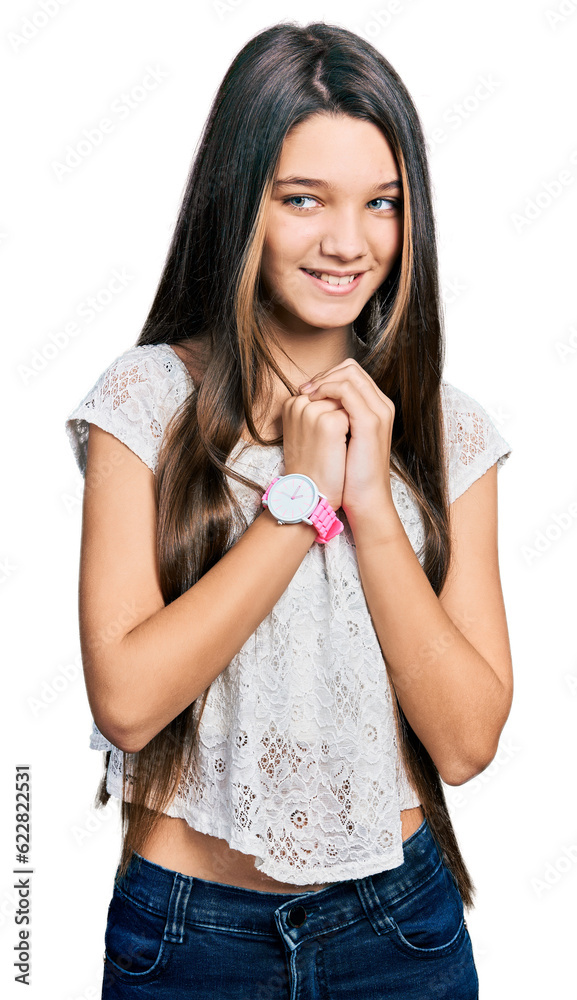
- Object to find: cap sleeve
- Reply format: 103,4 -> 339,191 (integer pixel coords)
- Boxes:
441,380 -> 512,505
64,344 -> 192,476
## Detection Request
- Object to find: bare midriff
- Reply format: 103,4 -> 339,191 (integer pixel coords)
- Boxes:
137,804 -> 425,894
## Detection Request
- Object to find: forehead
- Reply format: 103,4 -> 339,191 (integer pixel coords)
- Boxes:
275,114 -> 399,188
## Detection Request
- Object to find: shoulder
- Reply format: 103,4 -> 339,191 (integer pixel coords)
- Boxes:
440,378 -> 512,505
93,342 -> 194,417
64,343 -> 194,476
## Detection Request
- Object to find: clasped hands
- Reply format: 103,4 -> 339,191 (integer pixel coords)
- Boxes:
294,357 -> 397,524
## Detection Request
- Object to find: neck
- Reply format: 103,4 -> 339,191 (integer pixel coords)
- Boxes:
266,323 -> 361,386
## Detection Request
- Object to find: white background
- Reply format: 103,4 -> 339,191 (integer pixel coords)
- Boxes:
1,0 -> 576,996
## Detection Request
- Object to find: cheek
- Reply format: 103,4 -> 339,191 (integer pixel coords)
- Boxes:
261,234 -> 291,281
264,213 -> 315,272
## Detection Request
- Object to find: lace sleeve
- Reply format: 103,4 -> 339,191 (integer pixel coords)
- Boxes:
64,345 -> 189,475
441,380 -> 513,505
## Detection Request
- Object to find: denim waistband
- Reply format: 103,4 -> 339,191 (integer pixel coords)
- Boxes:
112,818 -> 447,947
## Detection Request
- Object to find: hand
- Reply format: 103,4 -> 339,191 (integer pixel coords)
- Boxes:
298,358 -> 397,523
281,391 -> 350,511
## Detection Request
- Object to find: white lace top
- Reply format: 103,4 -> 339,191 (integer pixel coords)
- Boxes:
65,343 -> 512,885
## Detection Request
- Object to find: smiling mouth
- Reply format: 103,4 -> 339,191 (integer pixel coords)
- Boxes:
302,268 -> 361,286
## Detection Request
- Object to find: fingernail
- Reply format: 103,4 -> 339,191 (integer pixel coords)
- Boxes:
300,381 -> 312,390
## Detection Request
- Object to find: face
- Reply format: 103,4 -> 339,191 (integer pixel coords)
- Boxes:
259,113 -> 404,337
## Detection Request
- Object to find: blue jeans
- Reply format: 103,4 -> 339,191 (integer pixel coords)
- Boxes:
101,817 -> 479,998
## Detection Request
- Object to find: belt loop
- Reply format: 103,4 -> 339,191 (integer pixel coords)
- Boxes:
163,873 -> 193,944
355,875 -> 394,937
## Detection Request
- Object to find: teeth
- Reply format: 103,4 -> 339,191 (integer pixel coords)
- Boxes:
305,269 -> 358,285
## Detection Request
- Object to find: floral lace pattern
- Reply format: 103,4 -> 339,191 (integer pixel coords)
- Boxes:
65,344 -> 512,884
441,381 -> 512,504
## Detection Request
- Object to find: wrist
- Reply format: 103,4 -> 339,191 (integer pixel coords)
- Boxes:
343,497 -> 405,545
260,505 -> 317,544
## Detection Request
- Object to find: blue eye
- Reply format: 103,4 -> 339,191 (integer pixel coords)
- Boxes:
284,195 -> 318,210
368,197 -> 400,211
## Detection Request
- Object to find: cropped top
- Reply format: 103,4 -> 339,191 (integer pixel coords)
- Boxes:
64,343 -> 512,885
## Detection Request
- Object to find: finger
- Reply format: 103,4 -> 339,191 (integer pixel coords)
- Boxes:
299,358 -> 360,389
307,379 -> 384,425
301,396 -> 346,412
301,362 -> 393,411
284,390 -> 344,408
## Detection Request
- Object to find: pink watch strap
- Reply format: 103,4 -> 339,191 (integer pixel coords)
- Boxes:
261,477 -> 280,505
261,476 -> 344,543
309,496 -> 344,543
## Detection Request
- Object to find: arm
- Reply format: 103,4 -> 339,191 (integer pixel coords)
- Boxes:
80,423 -> 317,754
348,462 -> 514,786
298,360 -> 513,787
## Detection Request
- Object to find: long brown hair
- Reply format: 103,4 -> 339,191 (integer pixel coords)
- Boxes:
94,20 -> 476,908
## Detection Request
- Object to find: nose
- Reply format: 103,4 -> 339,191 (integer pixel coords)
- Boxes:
319,207 -> 369,262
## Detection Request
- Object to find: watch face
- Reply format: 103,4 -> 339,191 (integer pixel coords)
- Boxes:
268,474 -> 317,522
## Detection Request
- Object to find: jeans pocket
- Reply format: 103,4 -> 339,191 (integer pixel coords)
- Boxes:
380,860 -> 466,958
103,885 -> 173,983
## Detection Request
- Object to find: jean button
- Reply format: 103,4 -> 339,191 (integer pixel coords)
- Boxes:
287,905 -> 307,927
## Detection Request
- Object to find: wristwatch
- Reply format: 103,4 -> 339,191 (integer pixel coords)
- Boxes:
261,474 -> 344,544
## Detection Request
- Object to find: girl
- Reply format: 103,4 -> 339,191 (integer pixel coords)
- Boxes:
65,20 -> 513,999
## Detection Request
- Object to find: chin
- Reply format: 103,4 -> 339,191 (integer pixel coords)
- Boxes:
296,303 -> 360,327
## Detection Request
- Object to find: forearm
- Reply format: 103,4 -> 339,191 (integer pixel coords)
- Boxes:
103,509 -> 317,752
349,507 -> 508,785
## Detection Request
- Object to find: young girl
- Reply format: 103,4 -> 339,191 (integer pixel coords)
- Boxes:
65,20 -> 513,999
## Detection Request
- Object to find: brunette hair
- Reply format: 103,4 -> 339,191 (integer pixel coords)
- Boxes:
95,20 -> 476,908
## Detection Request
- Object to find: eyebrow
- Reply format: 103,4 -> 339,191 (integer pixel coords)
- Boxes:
273,176 -> 402,193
